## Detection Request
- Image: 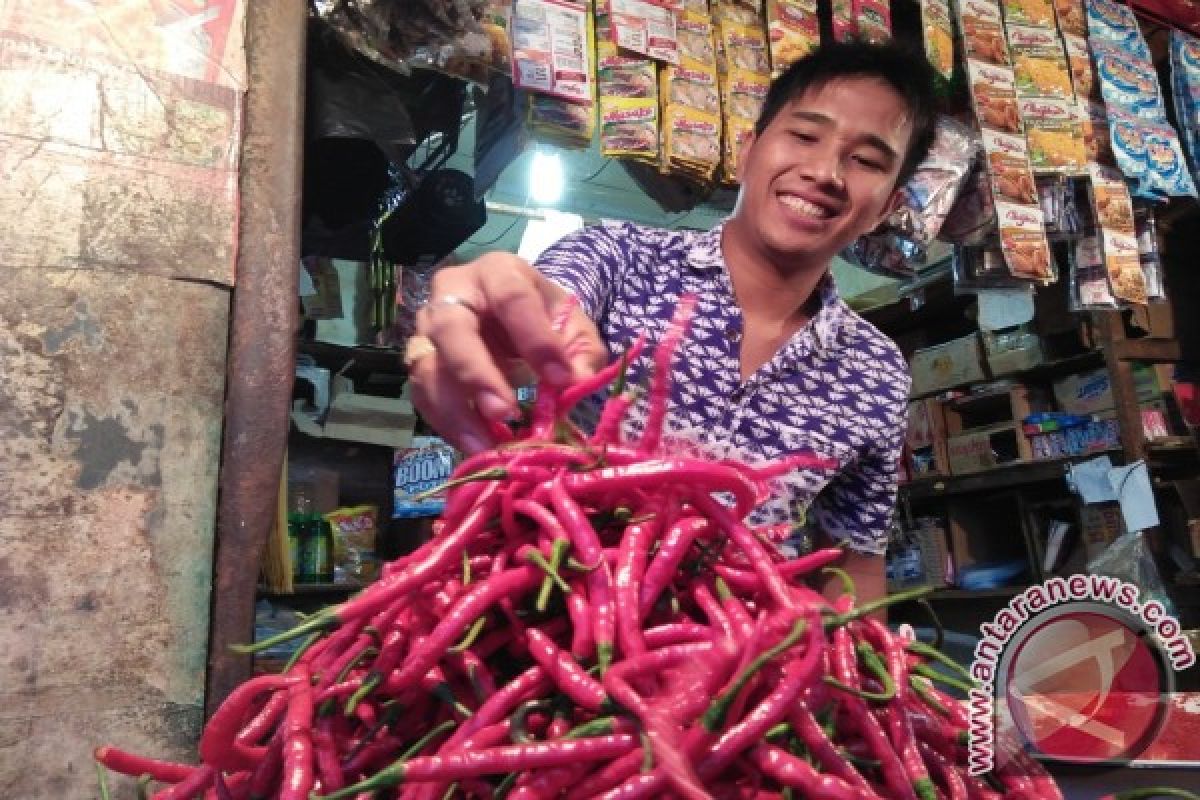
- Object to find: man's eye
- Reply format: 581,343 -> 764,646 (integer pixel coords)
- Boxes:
791,131 -> 817,143
852,154 -> 885,171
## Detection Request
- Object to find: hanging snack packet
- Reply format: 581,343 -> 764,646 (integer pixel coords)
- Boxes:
855,0 -> 892,44
1062,33 -> 1096,101
1103,107 -> 1149,186
1007,24 -> 1074,100
662,64 -> 721,113
721,21 -> 771,74
1080,99 -> 1115,165
968,60 -> 1023,134
1135,208 -> 1167,301
722,68 -> 770,119
600,97 -> 659,160
1052,0 -> 1086,36
325,505 -> 380,584
663,105 -> 722,180
722,116 -> 756,183
1019,96 -> 1086,173
678,12 -> 718,67
597,39 -> 658,98
1170,31 -> 1200,176
1085,0 -> 1151,63
1088,163 -> 1135,234
1002,0 -> 1055,28
1092,41 -> 1167,124
959,0 -> 1010,66
610,0 -> 681,64
921,0 -> 955,80
1100,228 -> 1146,304
714,0 -> 763,26
529,93 -> 596,147
1141,121 -> 1199,198
984,128 -> 1039,204
766,0 -> 820,75
681,0 -> 710,12
512,0 -> 594,103
996,200 -> 1054,279
1071,234 -> 1119,309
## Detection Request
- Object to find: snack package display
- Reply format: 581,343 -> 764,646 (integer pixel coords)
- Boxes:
968,60 -> 1023,134
1037,174 -> 1083,237
983,127 -> 1038,203
1088,163 -> 1135,234
528,92 -> 597,147
921,0 -> 955,80
662,105 -> 722,180
721,68 -> 770,119
512,0 -> 594,102
941,160 -> 999,245
1169,30 -> 1200,178
1070,234 -> 1119,309
1141,121 -> 1199,199
1080,99 -> 1116,165
1007,24 -> 1074,100
722,116 -> 756,183
719,20 -> 770,73
1003,0 -> 1055,27
662,64 -> 720,113
953,244 -> 1036,290
996,200 -> 1055,279
855,0 -> 891,44
325,505 -> 381,584
1052,0 -> 1086,36
597,38 -> 658,99
766,0 -> 820,75
1092,41 -> 1167,124
831,0 -> 856,42
681,0 -> 710,12
959,0 -> 1010,66
843,116 -> 979,277
393,436 -> 459,518
1100,227 -> 1147,303
677,12 -> 718,66
610,0 -> 681,63
713,0 -> 762,26
600,96 -> 659,160
1084,0 -> 1150,62
1062,33 -> 1096,101
1019,96 -> 1086,174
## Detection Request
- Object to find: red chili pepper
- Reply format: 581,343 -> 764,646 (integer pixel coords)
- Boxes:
690,492 -> 795,612
558,335 -> 646,413
786,702 -> 875,793
638,293 -> 696,455
565,459 -> 757,519
200,674 -> 295,770
639,516 -> 711,616
235,689 -> 288,749
525,627 -> 607,712
93,747 -> 197,783
614,517 -> 656,657
917,739 -> 967,800
384,565 -> 542,693
565,578 -> 596,660
312,716 -> 345,794
747,743 -> 878,800
150,764 -> 215,800
550,475 -> 615,672
590,391 -> 635,447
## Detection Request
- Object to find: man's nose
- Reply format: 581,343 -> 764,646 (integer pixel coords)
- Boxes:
801,142 -> 845,190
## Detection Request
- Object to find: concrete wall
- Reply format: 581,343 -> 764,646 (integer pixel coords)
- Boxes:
0,3 -> 246,797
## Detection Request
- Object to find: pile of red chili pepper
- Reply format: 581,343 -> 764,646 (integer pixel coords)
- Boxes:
96,298 -> 1072,800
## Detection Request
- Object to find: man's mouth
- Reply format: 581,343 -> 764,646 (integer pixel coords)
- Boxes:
778,193 -> 837,220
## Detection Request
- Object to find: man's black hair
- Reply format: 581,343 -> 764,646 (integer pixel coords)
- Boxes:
755,40 -> 939,189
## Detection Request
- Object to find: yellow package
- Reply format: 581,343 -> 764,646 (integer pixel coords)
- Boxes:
597,39 -> 658,99
722,68 -> 770,120
1080,99 -> 1115,166
325,505 -> 380,584
678,12 -> 718,68
921,0 -> 954,80
529,94 -> 597,147
968,59 -> 1022,134
662,64 -> 721,113
1002,0 -> 1055,27
1007,24 -> 1074,99
722,116 -> 756,183
721,20 -> 770,74
958,0 -> 1009,66
1052,0 -> 1086,36
1100,230 -> 1146,304
601,96 -> 660,159
664,105 -> 722,174
767,0 -> 820,75
1088,163 -> 1135,234
713,0 -> 763,25
1018,96 -> 1086,173
681,0 -> 710,12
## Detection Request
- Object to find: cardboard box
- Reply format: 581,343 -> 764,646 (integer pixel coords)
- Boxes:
905,398 -> 950,477
909,334 -> 988,397
946,423 -> 1023,474
1052,365 -> 1160,415
983,329 -> 1045,376
292,375 -> 416,449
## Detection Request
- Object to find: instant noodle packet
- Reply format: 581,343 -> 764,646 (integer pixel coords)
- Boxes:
832,0 -> 856,41
529,93 -> 596,148
600,96 -> 660,160
1080,98 -> 1115,165
597,39 -> 658,98
720,20 -> 771,74
1092,40 -> 1167,123
996,200 -> 1055,279
959,0 -> 1010,66
1088,162 -> 1136,234
1052,0 -> 1086,36
1018,96 -> 1086,173
722,116 -> 756,183
921,0 -> 955,80
678,12 -> 718,67
1062,33 -> 1096,101
855,0 -> 892,44
1100,228 -> 1147,304
1003,0 -> 1055,28
663,105 -> 722,180
1085,0 -> 1151,62
983,127 -> 1039,204
662,64 -> 721,113
1007,24 -> 1074,100
722,68 -> 770,120
968,59 -> 1023,134
767,0 -> 820,75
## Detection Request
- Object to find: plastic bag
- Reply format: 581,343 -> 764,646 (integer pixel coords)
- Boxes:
1087,531 -> 1176,619
394,436 -> 459,518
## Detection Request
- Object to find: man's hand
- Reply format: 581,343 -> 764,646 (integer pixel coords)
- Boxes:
407,253 -> 607,454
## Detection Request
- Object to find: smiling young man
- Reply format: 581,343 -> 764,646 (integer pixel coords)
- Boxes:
406,41 -> 938,606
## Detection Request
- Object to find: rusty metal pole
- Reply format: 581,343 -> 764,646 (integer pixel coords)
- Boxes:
206,0 -> 306,716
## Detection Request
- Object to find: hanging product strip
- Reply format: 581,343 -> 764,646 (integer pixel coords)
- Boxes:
596,12 -> 660,162
715,0 -> 771,184
920,0 -> 955,81
961,0 -> 1056,281
765,0 -> 820,76
518,0 -> 598,148
1169,30 -> 1200,180
661,10 -> 722,180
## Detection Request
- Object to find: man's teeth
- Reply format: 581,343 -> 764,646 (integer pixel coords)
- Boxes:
779,195 -> 831,219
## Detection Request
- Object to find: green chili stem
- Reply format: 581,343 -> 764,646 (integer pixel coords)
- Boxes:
231,610 -> 335,654
640,732 -> 654,774
451,614 -> 489,653
822,585 -> 935,629
913,663 -> 974,694
821,566 -> 856,598
411,467 -> 508,502
765,722 -> 791,739
314,719 -> 457,800
95,764 -> 111,800
536,539 -> 571,612
907,640 -> 976,685
703,619 -> 808,731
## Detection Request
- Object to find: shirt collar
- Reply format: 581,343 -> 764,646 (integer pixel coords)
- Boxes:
686,223 -> 850,355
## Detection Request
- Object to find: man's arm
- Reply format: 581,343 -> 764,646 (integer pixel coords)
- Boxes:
817,549 -> 886,618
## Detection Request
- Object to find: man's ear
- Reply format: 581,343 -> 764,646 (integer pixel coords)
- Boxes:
734,130 -> 757,184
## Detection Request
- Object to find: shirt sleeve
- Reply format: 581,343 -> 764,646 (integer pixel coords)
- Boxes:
809,350 -> 911,556
532,222 -> 630,321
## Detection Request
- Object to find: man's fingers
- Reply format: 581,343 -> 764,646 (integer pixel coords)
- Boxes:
478,263 -> 578,386
407,355 -> 496,455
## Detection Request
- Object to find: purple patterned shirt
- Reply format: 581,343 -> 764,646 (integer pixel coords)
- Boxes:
535,220 -> 910,555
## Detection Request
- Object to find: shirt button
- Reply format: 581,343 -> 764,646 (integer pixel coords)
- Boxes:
725,324 -> 741,342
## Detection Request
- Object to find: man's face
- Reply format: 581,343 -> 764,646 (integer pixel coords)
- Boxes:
734,77 -> 914,269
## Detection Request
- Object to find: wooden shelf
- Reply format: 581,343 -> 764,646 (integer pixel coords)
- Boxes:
901,449 -> 1122,500
1114,338 -> 1182,363
298,339 -> 406,374
258,582 -> 366,598
992,350 -> 1104,384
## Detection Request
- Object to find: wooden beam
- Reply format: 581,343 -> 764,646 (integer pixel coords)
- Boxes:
1114,337 -> 1182,363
